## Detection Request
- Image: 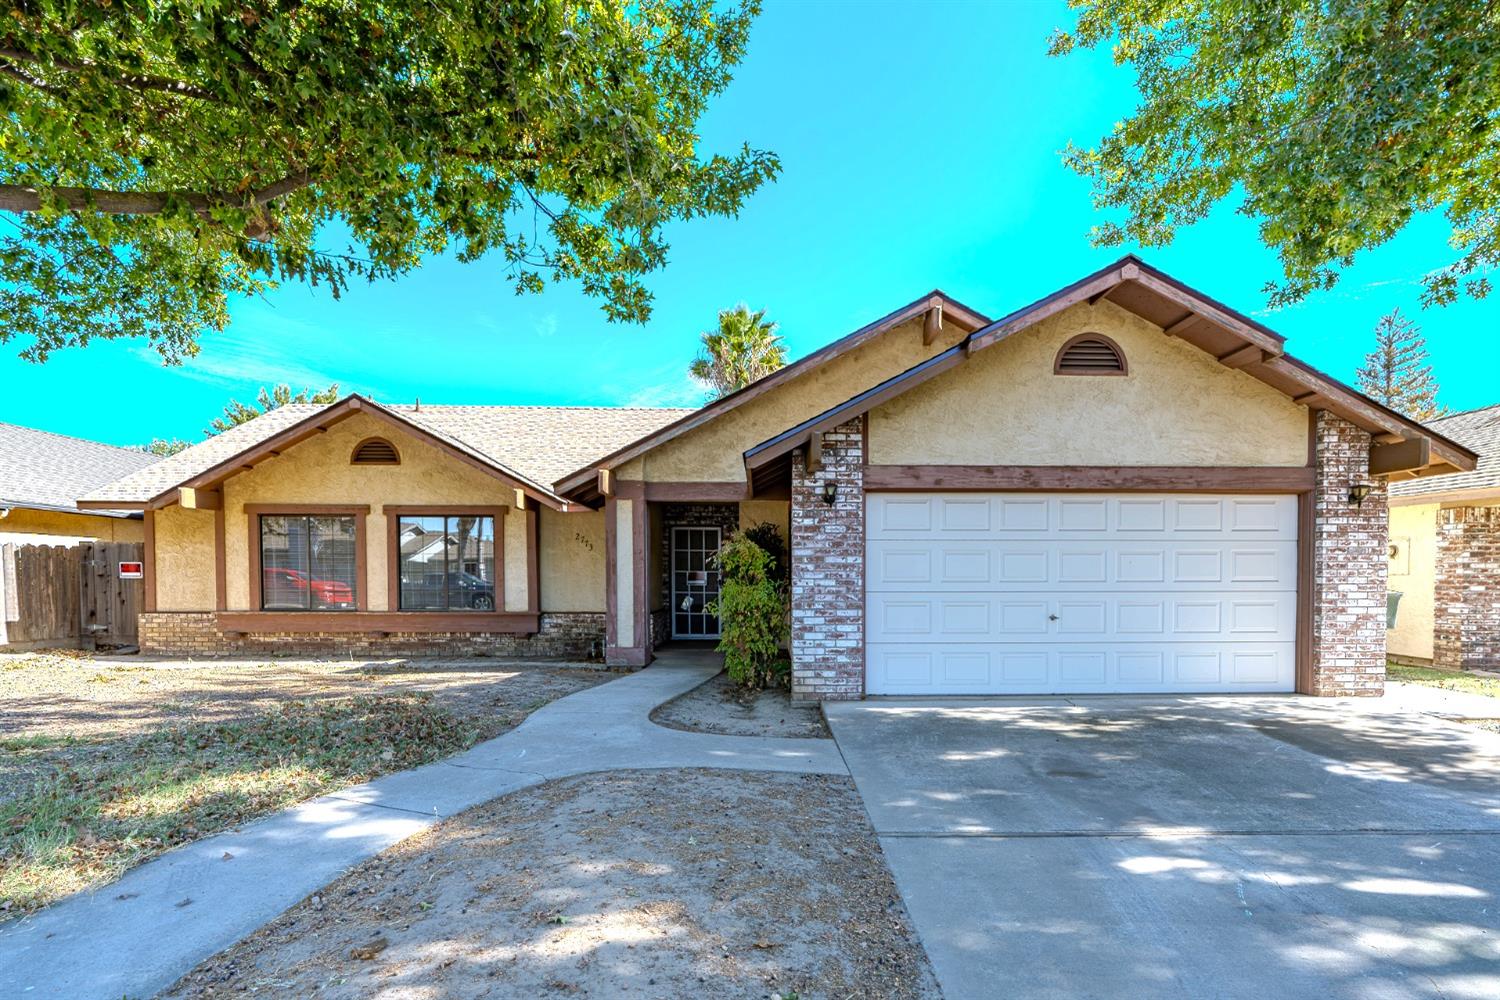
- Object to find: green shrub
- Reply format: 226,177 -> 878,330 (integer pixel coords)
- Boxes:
709,527 -> 791,689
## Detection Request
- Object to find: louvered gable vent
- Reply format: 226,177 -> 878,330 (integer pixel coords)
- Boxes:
1055,334 -> 1127,375
351,437 -> 400,465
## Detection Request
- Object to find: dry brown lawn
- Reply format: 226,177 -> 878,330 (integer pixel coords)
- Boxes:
0,651 -> 610,916
162,769 -> 939,1000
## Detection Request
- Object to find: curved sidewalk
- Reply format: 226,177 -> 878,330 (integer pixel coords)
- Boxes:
0,650 -> 845,1000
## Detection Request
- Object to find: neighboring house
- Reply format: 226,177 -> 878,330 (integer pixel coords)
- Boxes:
81,257 -> 1476,698
0,422 -> 159,545
1387,403 -> 1500,671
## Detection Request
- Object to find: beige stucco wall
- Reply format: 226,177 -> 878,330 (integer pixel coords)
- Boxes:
154,504 -> 216,611
1387,502 -> 1438,661
539,506 -> 605,612
740,500 -> 791,541
220,413 -> 524,612
630,317 -> 966,482
0,507 -> 144,543
870,301 -> 1310,467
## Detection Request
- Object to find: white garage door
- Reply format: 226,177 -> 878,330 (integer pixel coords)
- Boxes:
865,493 -> 1298,695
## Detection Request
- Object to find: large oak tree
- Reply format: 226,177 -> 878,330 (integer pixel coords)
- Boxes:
0,1 -> 778,362
1052,0 -> 1500,307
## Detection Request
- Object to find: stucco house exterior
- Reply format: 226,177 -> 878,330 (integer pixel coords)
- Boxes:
81,257 -> 1476,698
0,422 -> 158,545
1387,403 -> 1500,670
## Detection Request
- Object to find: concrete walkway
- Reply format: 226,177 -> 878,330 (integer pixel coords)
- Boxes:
0,650 -> 845,1000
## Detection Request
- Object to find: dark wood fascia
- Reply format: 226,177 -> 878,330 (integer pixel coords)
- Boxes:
216,611 -> 539,635
143,508 -> 157,613
612,481 -> 751,502
862,465 -> 1317,494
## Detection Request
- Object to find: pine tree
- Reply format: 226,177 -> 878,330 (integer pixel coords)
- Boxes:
1356,310 -> 1446,420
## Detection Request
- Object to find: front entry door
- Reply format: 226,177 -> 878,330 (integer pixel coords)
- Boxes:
671,526 -> 722,639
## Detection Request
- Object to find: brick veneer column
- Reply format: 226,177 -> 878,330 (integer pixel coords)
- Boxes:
1433,505 -> 1500,670
1310,411 -> 1388,695
790,419 -> 865,702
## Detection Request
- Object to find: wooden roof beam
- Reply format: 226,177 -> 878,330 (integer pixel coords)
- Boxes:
1370,438 -> 1432,477
1216,344 -> 1269,370
923,300 -> 943,346
1163,313 -> 1201,339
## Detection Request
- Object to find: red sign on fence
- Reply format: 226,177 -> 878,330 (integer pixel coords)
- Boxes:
118,561 -> 143,579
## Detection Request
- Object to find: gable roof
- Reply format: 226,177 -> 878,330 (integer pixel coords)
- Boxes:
741,256 -> 1477,483
552,289 -> 992,501
0,422 -> 159,518
1388,404 -> 1500,501
81,398 -> 692,511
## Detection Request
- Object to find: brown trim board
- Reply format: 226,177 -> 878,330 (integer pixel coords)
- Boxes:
142,508 -> 157,613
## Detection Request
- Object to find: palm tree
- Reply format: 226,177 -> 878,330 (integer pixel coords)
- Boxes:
688,305 -> 786,399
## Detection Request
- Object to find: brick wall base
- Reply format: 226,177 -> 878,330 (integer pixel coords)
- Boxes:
1434,504 -> 1500,671
790,419 -> 865,703
1310,411 -> 1388,696
139,611 -> 606,659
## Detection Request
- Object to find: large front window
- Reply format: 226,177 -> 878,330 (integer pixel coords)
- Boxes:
260,515 -> 359,610
397,515 -> 497,611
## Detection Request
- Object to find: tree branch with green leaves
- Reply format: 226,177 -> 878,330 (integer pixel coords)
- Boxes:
1051,0 -> 1500,307
0,1 -> 779,363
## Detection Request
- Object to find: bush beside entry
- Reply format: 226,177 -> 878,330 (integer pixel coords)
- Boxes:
708,526 -> 791,688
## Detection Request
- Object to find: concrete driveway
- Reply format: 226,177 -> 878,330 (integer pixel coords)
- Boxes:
825,693 -> 1500,1000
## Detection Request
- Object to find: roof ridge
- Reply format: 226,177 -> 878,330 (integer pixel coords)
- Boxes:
1432,401 -> 1500,422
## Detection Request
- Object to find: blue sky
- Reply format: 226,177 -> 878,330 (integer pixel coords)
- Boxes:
2,1 -> 1492,447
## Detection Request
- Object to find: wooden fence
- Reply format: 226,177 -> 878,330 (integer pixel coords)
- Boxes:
0,541 -> 143,650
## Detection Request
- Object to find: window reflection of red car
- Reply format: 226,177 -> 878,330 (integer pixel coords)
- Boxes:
263,567 -> 354,609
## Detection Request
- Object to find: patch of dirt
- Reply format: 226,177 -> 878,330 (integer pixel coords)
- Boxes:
0,653 -> 610,804
651,672 -> 829,739
162,770 -> 935,1000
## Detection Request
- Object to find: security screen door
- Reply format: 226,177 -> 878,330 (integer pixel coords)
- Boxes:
671,526 -> 722,639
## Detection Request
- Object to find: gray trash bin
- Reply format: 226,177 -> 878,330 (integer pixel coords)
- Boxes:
1387,591 -> 1403,629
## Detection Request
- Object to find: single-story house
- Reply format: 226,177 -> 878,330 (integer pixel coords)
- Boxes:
80,257 -> 1476,698
1387,403 -> 1500,670
0,422 -> 158,545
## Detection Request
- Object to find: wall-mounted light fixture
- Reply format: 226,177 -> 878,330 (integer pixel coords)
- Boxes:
821,481 -> 838,506
1348,483 -> 1372,507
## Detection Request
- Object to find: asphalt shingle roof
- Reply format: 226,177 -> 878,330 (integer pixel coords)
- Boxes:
1389,403 -> 1500,499
0,422 -> 161,517
81,402 -> 695,505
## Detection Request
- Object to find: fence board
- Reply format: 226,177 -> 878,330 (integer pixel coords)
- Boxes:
0,541 -> 143,649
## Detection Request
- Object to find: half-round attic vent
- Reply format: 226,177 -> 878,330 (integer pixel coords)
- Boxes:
351,437 -> 400,465
1054,334 -> 1127,375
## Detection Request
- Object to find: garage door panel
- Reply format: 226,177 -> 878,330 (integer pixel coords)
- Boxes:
866,643 -> 1296,694
875,541 -> 1296,591
867,494 -> 1298,540
864,492 -> 1298,695
867,591 -> 1295,643
868,540 -> 1296,591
